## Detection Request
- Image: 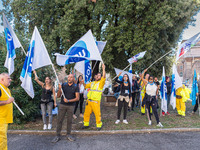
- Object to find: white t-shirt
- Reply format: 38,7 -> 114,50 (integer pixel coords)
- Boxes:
146,83 -> 157,96
79,84 -> 85,94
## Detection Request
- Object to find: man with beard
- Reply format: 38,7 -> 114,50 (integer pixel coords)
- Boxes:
82,63 -> 106,130
52,74 -> 79,143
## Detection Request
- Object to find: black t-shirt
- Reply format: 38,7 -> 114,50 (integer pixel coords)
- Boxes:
155,81 -> 160,86
60,82 -> 79,106
41,87 -> 53,101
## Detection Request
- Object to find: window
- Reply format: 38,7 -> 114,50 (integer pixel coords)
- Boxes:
180,66 -> 183,69
180,72 -> 183,77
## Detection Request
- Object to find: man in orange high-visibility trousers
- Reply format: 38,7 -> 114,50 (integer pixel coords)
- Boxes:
0,73 -> 14,150
82,63 -> 106,130
176,84 -> 191,117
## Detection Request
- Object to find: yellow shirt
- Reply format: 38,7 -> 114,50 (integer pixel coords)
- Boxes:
85,77 -> 106,90
0,83 -> 13,124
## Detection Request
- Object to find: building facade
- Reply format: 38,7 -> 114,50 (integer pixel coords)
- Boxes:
177,41 -> 200,86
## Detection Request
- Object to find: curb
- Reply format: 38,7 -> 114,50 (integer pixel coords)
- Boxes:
8,128 -> 200,135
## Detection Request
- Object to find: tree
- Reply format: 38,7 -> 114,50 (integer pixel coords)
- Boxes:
1,0 -> 200,123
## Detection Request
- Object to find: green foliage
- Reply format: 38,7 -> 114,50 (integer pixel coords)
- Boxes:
0,0 -> 200,124
0,34 -> 55,124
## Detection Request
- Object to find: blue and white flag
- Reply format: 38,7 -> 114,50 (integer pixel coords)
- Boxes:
96,41 -> 107,54
170,64 -> 182,109
160,66 -> 167,113
190,70 -> 198,106
20,26 -> 52,98
128,51 -> 146,64
74,60 -> 92,84
55,30 -> 102,66
114,68 -> 133,89
3,13 -> 22,75
128,64 -> 132,73
176,32 -> 200,61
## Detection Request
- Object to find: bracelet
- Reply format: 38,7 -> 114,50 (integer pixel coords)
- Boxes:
68,99 -> 69,102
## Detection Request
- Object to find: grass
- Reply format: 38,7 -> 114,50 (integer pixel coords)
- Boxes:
8,98 -> 200,131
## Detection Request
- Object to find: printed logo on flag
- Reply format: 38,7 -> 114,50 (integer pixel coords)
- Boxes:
84,60 -> 91,83
4,28 -> 15,58
21,41 -> 35,78
66,40 -> 90,64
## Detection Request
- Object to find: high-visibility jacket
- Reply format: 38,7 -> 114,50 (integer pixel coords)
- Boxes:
86,78 -> 106,101
0,83 -> 13,124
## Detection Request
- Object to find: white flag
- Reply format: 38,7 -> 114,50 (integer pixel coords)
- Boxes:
128,51 -> 146,64
20,26 -> 52,98
170,64 -> 182,109
55,29 -> 102,66
160,66 -> 167,113
176,32 -> 200,61
3,13 -> 22,75
96,41 -> 107,54
114,68 -> 133,91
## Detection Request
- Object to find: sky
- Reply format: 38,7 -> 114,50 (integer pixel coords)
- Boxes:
0,2 -> 200,41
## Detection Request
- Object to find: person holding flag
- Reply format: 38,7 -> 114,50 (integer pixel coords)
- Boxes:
114,72 -> 132,124
52,74 -> 79,143
0,73 -> 14,150
33,71 -> 57,130
81,63 -> 106,130
176,85 -> 191,116
141,69 -> 163,127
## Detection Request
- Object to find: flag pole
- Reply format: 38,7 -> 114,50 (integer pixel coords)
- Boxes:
92,61 -> 98,73
51,64 -> 67,99
0,84 -> 24,115
112,63 -> 132,80
146,49 -> 173,70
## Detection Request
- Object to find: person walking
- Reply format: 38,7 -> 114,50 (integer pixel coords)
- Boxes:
73,75 -> 85,119
33,71 -> 57,130
141,69 -> 163,127
0,73 -> 14,150
114,72 -> 132,124
52,74 -> 79,143
82,64 -> 106,130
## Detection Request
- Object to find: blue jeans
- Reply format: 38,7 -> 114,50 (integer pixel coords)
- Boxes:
114,92 -> 119,99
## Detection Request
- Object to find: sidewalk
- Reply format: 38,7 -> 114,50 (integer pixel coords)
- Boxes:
8,128 -> 200,135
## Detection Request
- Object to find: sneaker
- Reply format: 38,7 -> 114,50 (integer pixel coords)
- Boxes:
43,124 -> 47,130
79,113 -> 84,118
115,120 -> 120,124
81,126 -> 90,129
148,120 -> 152,125
51,136 -> 61,143
123,120 -> 128,124
48,124 -> 52,130
73,114 -> 77,119
162,112 -> 165,116
157,122 -> 163,127
66,134 -> 76,141
166,112 -> 170,115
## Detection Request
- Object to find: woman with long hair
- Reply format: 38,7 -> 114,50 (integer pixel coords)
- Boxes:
73,75 -> 85,119
114,72 -> 132,124
141,69 -> 163,127
33,70 -> 57,130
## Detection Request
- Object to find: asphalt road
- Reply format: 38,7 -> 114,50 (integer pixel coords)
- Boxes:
8,132 -> 200,150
